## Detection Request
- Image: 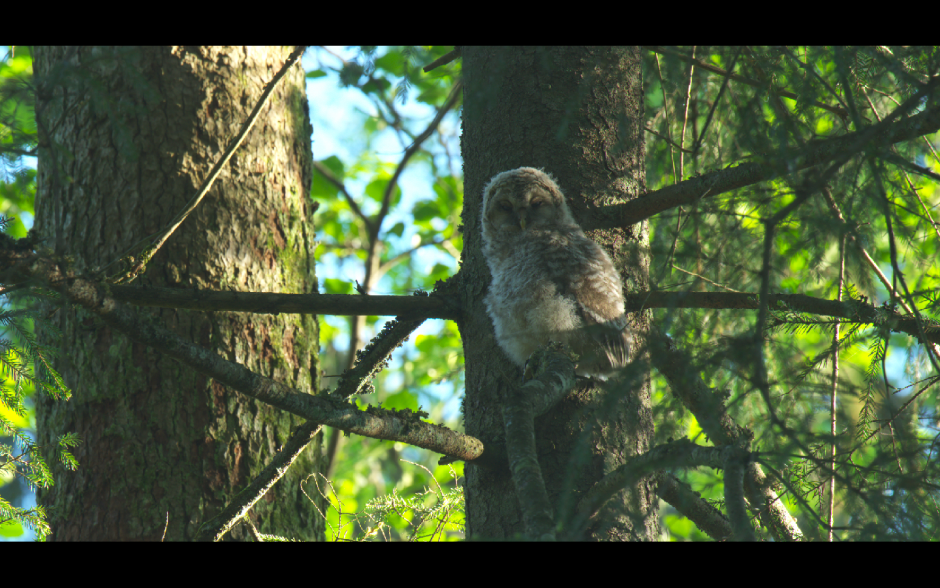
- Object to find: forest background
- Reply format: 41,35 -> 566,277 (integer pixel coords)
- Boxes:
1,45 -> 939,541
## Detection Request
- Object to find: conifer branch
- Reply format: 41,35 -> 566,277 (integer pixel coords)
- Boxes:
590,90 -> 940,231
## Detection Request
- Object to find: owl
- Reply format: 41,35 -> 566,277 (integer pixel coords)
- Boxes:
480,167 -> 631,378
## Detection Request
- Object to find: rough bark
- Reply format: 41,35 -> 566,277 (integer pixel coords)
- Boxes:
460,46 -> 656,540
33,46 -> 323,541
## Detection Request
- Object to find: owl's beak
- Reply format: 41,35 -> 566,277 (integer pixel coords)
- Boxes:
519,215 -> 526,231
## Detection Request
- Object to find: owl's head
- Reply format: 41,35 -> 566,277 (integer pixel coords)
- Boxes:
481,168 -> 577,242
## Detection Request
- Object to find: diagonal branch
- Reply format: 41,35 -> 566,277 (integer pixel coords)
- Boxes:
196,420 -> 323,541
106,46 -> 308,285
589,95 -> 940,231
575,439 -> 756,540
333,311 -> 427,399
655,473 -> 733,541
312,160 -> 373,232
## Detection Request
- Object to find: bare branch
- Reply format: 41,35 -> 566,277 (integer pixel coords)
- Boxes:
574,440 -> 736,534
106,46 -> 308,285
312,160 -> 373,231
107,285 -> 460,320
334,312 -> 427,399
423,47 -> 461,73
723,445 -> 757,541
196,420 -> 323,542
98,285 -> 939,346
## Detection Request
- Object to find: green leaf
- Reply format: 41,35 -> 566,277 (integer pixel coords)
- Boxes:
388,222 -> 405,238
322,278 -> 353,295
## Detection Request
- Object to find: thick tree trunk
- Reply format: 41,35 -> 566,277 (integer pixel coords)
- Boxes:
459,47 -> 656,540
33,46 -> 323,541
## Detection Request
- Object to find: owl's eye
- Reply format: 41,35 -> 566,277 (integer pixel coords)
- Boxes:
498,201 -> 513,212
531,200 -> 544,208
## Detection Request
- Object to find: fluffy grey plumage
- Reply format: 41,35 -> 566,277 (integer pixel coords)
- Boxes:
480,167 -> 631,378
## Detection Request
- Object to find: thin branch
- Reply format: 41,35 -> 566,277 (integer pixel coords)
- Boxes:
691,47 -> 742,155
574,440 -> 749,538
196,420 -> 323,541
654,53 -> 678,184
871,160 -> 940,372
828,233 -> 845,542
632,291 -> 940,346
423,47 -> 460,73
375,81 -> 462,233
679,46 -> 695,181
360,81 -> 462,303
333,311 -> 428,399
105,46 -> 308,285
860,87 -> 940,245
723,445 -> 757,541
644,46 -> 849,119
312,160 -> 373,231
779,46 -> 850,114
670,264 -> 745,293
643,125 -> 694,154
852,375 -> 940,450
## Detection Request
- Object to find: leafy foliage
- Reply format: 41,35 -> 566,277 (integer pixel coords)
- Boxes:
1,45 -> 938,540
645,46 -> 940,540
307,46 -> 465,540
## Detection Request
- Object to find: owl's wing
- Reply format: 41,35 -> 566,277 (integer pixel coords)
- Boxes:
568,245 -> 631,371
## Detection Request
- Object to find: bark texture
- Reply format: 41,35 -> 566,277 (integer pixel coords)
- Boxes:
460,47 -> 656,540
33,46 -> 322,541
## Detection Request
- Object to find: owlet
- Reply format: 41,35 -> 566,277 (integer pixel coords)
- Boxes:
480,167 -> 631,378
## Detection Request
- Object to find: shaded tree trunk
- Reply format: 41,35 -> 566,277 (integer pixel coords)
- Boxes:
33,46 -> 323,541
459,46 -> 656,540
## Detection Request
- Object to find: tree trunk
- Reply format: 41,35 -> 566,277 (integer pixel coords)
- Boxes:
459,46 -> 656,540
33,46 -> 323,541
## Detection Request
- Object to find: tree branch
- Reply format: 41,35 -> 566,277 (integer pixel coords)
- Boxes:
423,47 -> 460,73
655,473 -> 733,541
312,160 -> 373,231
502,343 -> 577,540
196,420 -> 323,541
0,245 -> 484,462
628,291 -> 940,346
589,95 -> 940,231
105,46 -> 308,285
648,332 -> 804,541
333,311 -> 428,399
107,284 -> 460,320
101,286 -> 938,346
574,440 -> 745,537
722,445 -> 757,541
